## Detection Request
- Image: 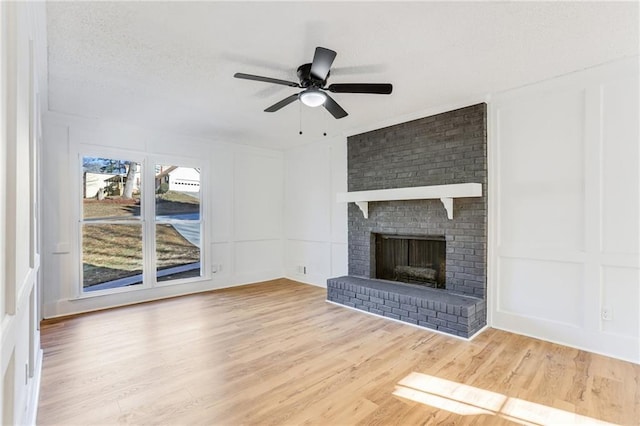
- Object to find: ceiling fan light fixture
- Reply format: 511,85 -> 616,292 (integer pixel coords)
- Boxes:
235,46 -> 391,118
299,89 -> 327,107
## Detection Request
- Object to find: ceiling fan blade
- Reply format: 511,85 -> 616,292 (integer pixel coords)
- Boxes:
323,93 -> 348,119
327,83 -> 393,94
234,73 -> 300,88
264,93 -> 300,112
310,47 -> 337,81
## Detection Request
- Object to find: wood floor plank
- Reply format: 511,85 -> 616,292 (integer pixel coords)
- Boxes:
37,279 -> 640,425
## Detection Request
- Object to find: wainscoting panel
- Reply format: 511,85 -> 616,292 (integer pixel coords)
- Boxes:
285,240 -> 332,285
497,88 -> 585,252
210,147 -> 233,244
234,240 -> 283,281
233,153 -> 283,242
601,77 -> 639,256
490,57 -> 640,363
498,257 -> 583,327
284,143 -> 332,242
601,265 -> 640,338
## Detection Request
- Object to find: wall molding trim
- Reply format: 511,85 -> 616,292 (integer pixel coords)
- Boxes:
488,56 -> 640,363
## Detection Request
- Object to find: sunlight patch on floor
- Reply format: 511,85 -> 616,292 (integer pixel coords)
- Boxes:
393,372 -> 616,425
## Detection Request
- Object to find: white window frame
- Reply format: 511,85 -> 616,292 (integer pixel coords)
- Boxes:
150,156 -> 205,287
76,148 -> 208,298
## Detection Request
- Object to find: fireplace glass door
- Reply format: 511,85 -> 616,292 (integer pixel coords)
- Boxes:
374,234 -> 446,288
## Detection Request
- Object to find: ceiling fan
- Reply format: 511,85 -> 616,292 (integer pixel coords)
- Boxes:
234,47 -> 392,119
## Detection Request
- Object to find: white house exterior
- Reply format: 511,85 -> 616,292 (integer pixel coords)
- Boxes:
157,167 -> 200,193
85,167 -> 199,199
83,171 -> 142,198
84,172 -> 117,198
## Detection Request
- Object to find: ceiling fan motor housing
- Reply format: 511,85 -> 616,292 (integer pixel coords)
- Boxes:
297,63 -> 329,88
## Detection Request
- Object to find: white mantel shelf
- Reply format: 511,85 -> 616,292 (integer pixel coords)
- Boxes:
336,183 -> 482,220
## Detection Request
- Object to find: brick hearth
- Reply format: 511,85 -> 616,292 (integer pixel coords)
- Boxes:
327,276 -> 485,338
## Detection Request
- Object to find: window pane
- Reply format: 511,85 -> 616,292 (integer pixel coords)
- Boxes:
82,224 -> 143,291
83,157 -> 142,220
155,165 -> 200,220
156,224 -> 201,282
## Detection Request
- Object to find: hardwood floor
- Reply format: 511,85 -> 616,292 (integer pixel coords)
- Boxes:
37,279 -> 639,425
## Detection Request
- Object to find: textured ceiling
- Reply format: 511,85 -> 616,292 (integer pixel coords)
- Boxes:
47,1 -> 639,149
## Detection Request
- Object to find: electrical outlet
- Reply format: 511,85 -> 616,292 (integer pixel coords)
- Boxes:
601,307 -> 613,321
297,265 -> 307,274
212,264 -> 222,273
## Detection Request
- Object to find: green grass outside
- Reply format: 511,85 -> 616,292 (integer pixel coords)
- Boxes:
82,191 -> 200,288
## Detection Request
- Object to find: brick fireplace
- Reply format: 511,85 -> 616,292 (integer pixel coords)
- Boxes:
327,103 -> 487,338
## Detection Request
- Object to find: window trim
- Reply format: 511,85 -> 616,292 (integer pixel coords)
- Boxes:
75,148 -> 208,299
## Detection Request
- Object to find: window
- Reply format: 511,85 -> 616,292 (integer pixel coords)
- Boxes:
154,164 -> 201,282
80,156 -> 204,295
81,157 -> 143,292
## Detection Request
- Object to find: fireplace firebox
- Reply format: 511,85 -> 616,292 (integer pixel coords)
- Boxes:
374,234 -> 446,288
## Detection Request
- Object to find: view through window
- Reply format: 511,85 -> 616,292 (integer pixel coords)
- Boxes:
82,157 -> 143,292
81,157 -> 202,293
154,164 -> 201,282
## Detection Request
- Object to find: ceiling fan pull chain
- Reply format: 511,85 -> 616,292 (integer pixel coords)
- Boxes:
299,102 -> 303,135
323,107 -> 327,136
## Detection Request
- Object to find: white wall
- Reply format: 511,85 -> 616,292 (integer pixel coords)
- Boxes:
41,113 -> 284,318
1,2 -> 46,424
283,137 -> 348,287
489,57 -> 640,363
